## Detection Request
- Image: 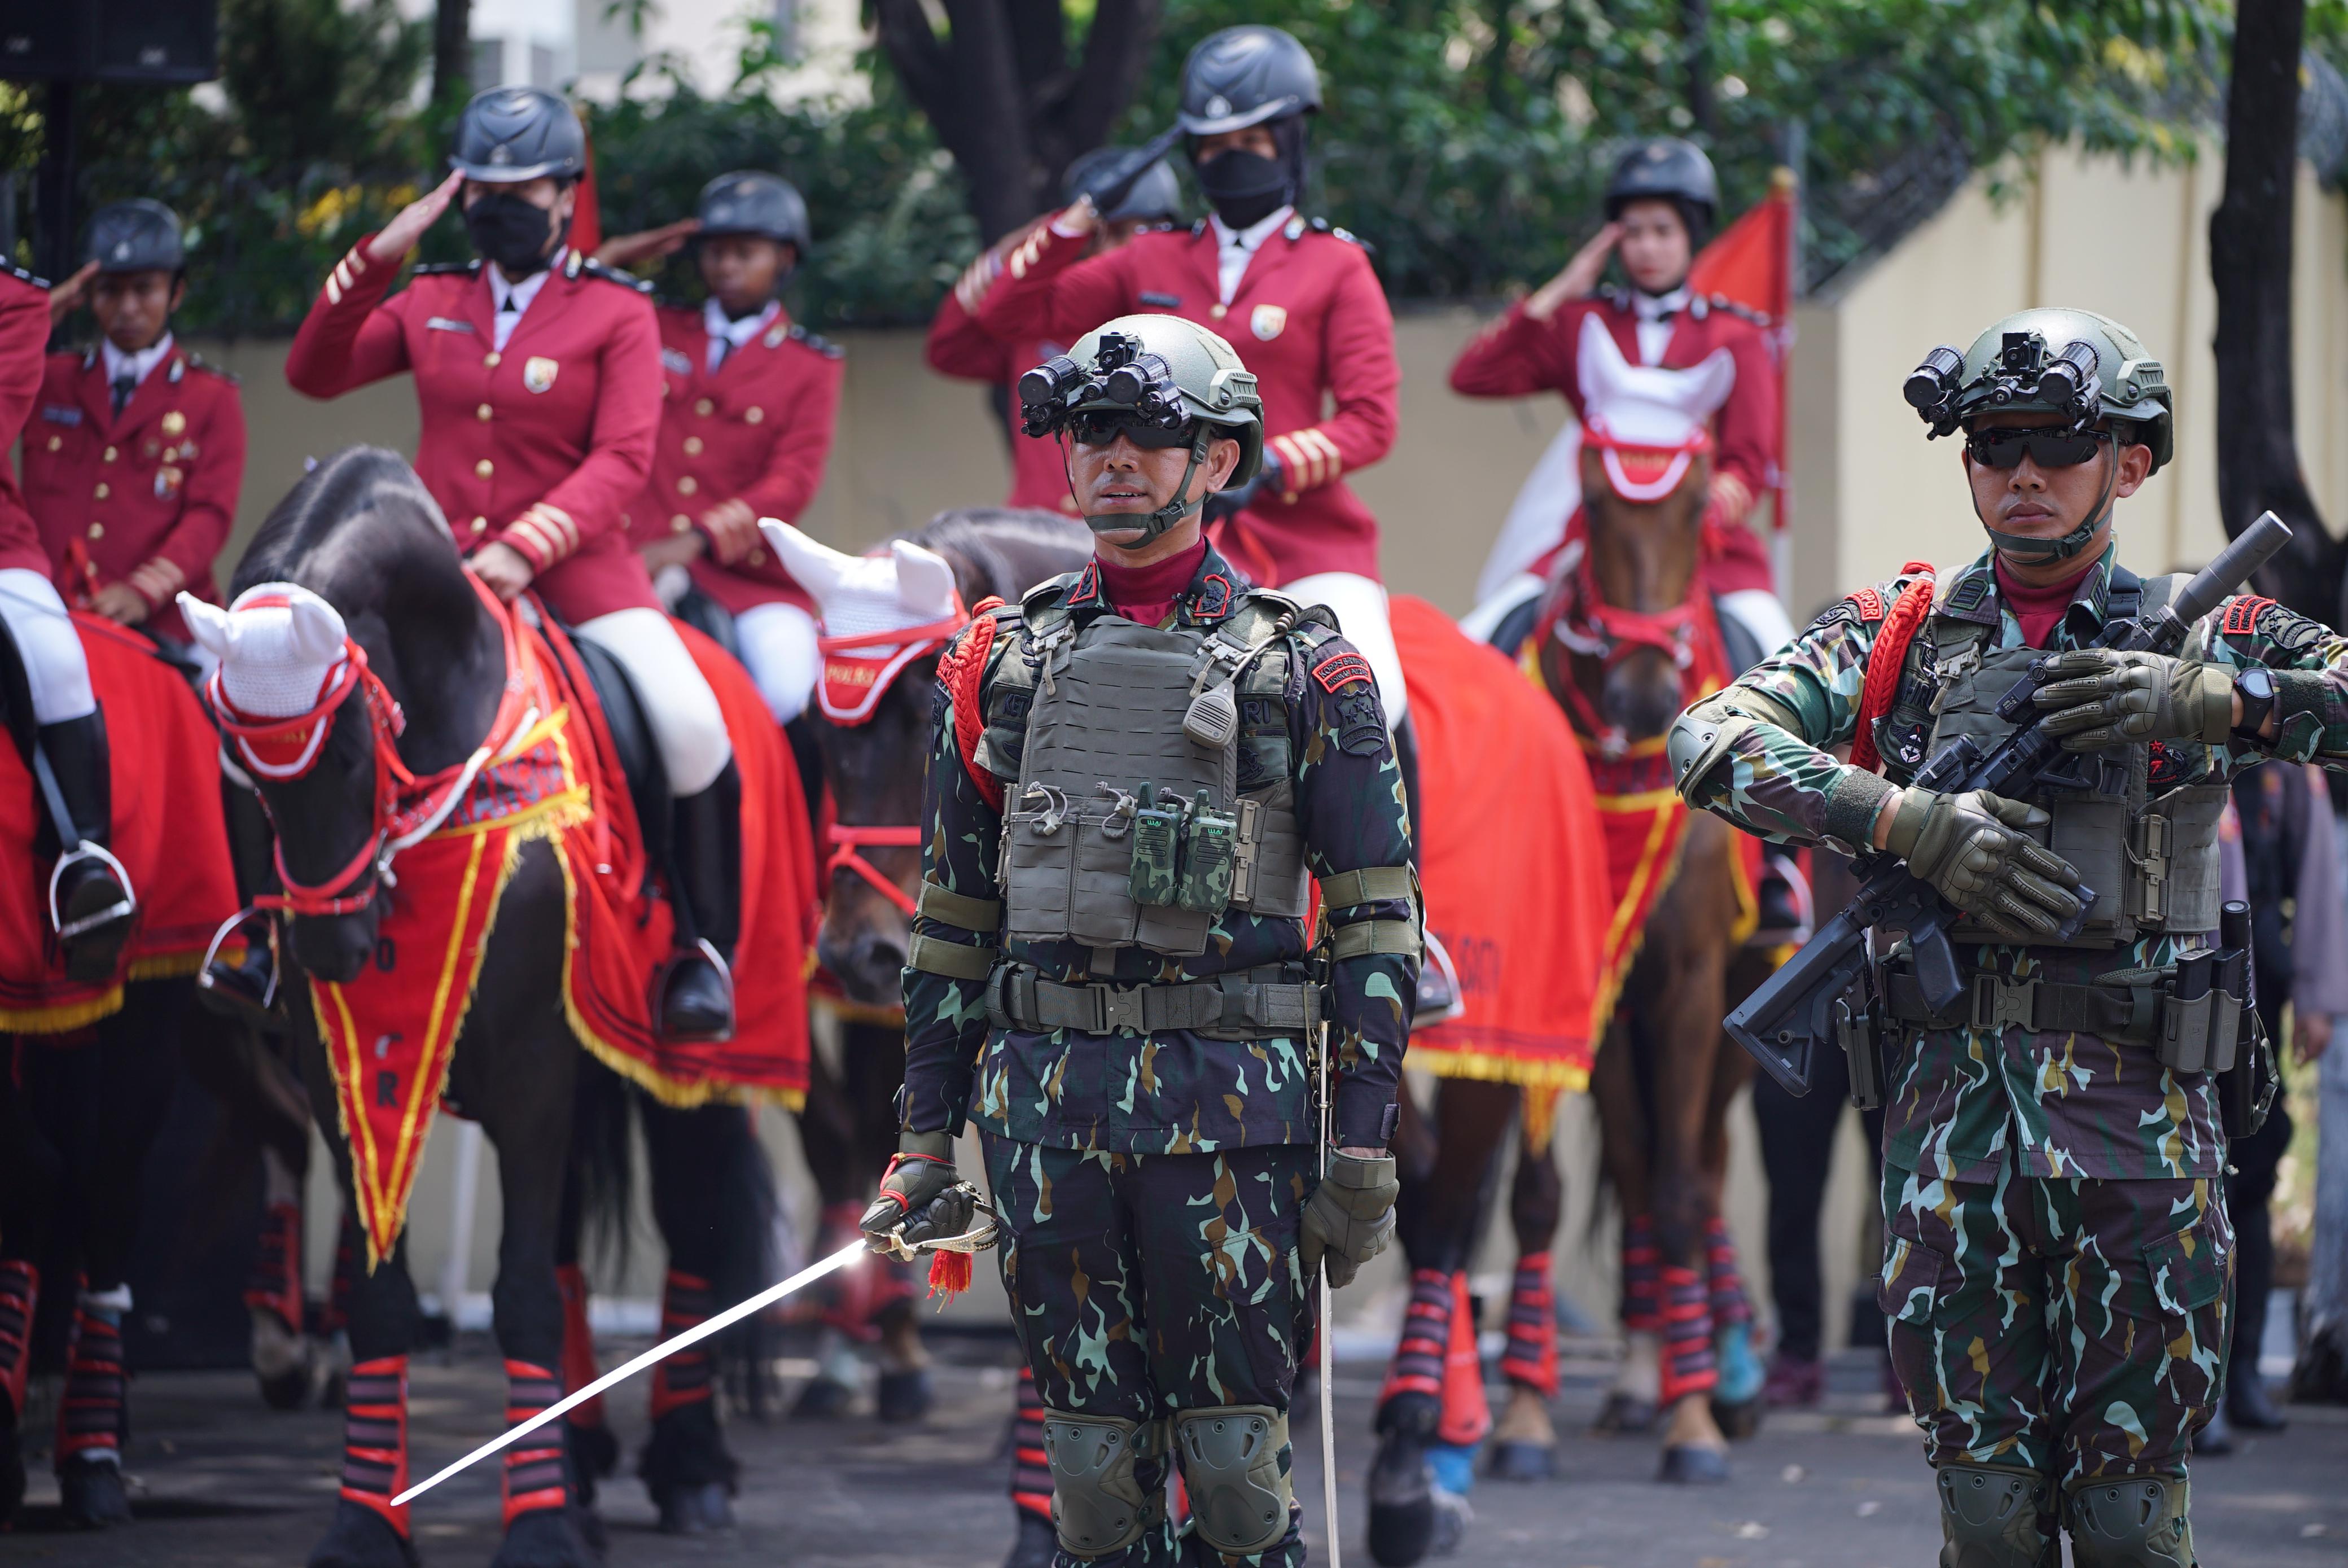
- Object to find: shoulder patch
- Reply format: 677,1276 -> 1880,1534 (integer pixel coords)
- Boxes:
1311,650 -> 1374,693
412,260 -> 483,277
786,322 -> 844,360
1334,686 -> 1388,756
1848,587 -> 1886,622
581,259 -> 655,295
1944,571 -> 1993,616
2221,595 -> 2276,636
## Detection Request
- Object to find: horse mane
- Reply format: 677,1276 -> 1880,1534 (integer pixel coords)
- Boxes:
900,506 -> 1091,605
234,445 -> 450,604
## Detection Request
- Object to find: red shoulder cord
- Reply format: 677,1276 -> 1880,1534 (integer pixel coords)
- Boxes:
1848,562 -> 1936,775
935,598 -> 1007,812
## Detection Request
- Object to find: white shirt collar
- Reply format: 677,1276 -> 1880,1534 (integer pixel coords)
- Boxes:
100,331 -> 174,392
488,253 -> 563,315
1209,205 -> 1293,304
1631,283 -> 1691,321
704,297 -> 780,349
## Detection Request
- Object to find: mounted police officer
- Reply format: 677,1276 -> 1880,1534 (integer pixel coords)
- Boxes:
1669,307 -> 2348,1567
859,314 -> 1416,1567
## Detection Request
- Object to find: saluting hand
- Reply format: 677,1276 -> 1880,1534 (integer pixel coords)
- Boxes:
368,172 -> 465,267
595,219 -> 700,272
47,261 -> 98,325
469,542 -> 536,603
1526,221 -> 1622,322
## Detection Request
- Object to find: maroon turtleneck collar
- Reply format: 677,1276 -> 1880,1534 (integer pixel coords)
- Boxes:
1094,538 -> 1207,627
1994,554 -> 2097,649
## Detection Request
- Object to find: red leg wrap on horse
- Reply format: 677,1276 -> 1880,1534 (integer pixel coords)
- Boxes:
1438,1271 -> 1493,1447
1499,1251 -> 1560,1397
244,1201 -> 305,1331
556,1264 -> 606,1430
1009,1363 -> 1051,1520
1378,1268 -> 1454,1407
501,1360 -> 569,1526
650,1269 -> 716,1420
1621,1214 -> 1661,1333
55,1291 -> 125,1465
1658,1264 -> 1716,1405
340,1356 -> 410,1536
0,1260 -> 35,1421
1704,1215 -> 1752,1326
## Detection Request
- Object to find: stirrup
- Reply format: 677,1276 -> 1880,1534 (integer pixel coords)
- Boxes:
1413,927 -> 1466,1028
653,938 -> 736,1044
48,843 -> 136,939
198,906 -> 283,1026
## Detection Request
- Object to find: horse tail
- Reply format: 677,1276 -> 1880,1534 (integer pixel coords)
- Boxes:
569,1057 -> 637,1277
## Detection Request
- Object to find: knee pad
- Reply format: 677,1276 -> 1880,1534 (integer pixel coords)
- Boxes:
1040,1411 -> 1164,1559
1173,1404 -> 1291,1557
2067,1474 -> 2192,1568
1935,1464 -> 2054,1568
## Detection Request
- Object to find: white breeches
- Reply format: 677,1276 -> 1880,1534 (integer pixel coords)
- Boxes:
576,607 -> 732,797
1282,570 -> 1406,724
1716,588 -> 1796,664
0,569 -> 95,724
733,601 -> 821,726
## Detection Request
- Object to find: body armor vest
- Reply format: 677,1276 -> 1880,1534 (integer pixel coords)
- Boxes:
981,580 -> 1322,957
1915,571 -> 2226,948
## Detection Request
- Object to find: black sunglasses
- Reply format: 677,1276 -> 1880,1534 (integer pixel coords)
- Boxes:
1066,411 -> 1198,450
1964,429 -> 2106,469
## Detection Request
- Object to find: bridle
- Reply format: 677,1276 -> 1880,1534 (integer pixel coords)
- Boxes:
204,575 -> 537,918
826,824 -> 923,917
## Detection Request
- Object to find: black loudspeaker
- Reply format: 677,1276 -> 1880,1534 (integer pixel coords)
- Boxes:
0,0 -> 218,84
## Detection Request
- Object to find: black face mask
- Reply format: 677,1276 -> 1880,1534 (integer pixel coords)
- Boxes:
465,192 -> 559,278
1195,149 -> 1291,230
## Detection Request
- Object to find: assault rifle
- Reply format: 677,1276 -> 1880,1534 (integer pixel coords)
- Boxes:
1724,510 -> 2293,1097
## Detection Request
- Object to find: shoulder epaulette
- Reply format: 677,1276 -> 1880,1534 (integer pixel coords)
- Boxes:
0,260 -> 46,289
1707,292 -> 1771,326
183,352 -> 240,387
1191,219 -> 1210,239
1298,216 -> 1370,252
413,259 -> 481,277
578,258 -> 655,295
1598,284 -> 1630,311
786,322 -> 844,360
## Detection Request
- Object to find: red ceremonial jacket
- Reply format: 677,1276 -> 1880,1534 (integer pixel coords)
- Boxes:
925,286 -> 1075,515
1448,288 -> 1779,594
284,243 -> 665,620
0,268 -> 55,577
974,211 -> 1399,586
23,342 -> 247,643
624,303 -> 844,617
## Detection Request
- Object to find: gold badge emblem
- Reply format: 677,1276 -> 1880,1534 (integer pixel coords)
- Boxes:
161,410 -> 186,437
523,357 -> 559,394
1250,304 -> 1287,342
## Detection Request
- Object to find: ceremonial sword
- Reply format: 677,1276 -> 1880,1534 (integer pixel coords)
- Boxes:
392,1192 -> 999,1508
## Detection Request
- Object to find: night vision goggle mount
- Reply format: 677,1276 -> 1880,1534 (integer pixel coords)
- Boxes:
1019,329 -> 1191,439
1904,331 -> 2104,440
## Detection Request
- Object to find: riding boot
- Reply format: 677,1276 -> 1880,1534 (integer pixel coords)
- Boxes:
37,714 -> 134,983
660,762 -> 742,1044
201,779 -> 282,1028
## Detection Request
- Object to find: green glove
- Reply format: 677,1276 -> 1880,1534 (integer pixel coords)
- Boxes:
1300,1150 -> 1399,1289
2030,649 -> 2235,752
858,1131 -> 973,1254
1887,788 -> 2086,943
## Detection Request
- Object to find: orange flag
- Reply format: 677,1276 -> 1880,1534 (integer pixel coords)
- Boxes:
571,130 -> 603,257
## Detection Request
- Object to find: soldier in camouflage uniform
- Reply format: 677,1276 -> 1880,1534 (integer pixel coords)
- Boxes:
860,314 -> 1417,1566
1670,308 -> 2348,1568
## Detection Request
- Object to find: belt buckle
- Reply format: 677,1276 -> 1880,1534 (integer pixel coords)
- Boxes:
1970,973 -> 2036,1033
1092,983 -> 1144,1035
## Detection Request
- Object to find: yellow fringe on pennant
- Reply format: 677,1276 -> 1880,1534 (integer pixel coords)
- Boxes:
1405,1043 -> 1592,1094
0,986 -> 125,1034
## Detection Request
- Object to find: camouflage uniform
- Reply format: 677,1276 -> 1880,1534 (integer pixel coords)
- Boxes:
901,541 -> 1417,1567
1680,542 -> 2348,1536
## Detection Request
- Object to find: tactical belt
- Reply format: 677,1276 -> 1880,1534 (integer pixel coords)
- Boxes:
985,962 -> 1321,1039
1882,967 -> 2161,1048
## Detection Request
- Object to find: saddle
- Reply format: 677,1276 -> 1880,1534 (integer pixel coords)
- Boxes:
559,626 -> 673,871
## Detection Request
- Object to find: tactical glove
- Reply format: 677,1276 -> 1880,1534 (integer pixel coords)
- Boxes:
2030,649 -> 2235,752
1886,788 -> 2086,943
858,1131 -> 974,1255
1299,1150 -> 1400,1289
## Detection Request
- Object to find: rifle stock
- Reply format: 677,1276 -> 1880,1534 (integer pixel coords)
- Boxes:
1722,512 -> 2292,1095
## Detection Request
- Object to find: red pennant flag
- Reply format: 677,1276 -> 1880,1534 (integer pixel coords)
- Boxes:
1688,169 -> 1797,530
571,128 -> 602,259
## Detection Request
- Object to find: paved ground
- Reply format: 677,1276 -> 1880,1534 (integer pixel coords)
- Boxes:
6,1336 -> 2345,1566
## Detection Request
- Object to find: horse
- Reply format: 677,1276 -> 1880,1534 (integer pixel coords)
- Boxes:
194,446 -> 804,1566
1508,323 -> 1776,1483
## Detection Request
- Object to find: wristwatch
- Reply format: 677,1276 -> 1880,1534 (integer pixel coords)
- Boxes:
2232,665 -> 2277,739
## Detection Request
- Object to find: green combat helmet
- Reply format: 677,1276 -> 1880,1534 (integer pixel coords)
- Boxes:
1019,314 -> 1264,542
1903,307 -> 2174,562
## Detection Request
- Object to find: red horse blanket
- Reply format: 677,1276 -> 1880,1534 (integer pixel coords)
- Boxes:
1394,595 -> 1610,1091
308,602 -> 814,1267
0,616 -> 238,1032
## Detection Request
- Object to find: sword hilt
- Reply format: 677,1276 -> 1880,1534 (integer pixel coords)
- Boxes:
876,1184 -> 999,1263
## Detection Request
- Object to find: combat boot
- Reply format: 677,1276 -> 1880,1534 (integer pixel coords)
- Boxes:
1935,1463 -> 2057,1568
2067,1474 -> 2194,1568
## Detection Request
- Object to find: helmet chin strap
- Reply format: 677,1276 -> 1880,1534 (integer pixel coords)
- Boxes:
1074,428 -> 1216,543
1981,431 -> 2118,565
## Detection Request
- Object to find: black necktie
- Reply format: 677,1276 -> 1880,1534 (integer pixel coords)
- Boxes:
111,374 -> 135,417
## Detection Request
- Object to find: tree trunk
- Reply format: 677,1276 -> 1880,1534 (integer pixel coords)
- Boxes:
433,0 -> 473,110
1681,0 -> 1716,138
2211,0 -> 2342,612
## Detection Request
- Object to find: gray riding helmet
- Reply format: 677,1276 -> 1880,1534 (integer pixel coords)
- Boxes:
1604,137 -> 1720,231
85,199 -> 185,274
1176,25 -> 1323,135
449,87 -> 586,183
1061,148 -> 1181,225
696,170 -> 812,252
